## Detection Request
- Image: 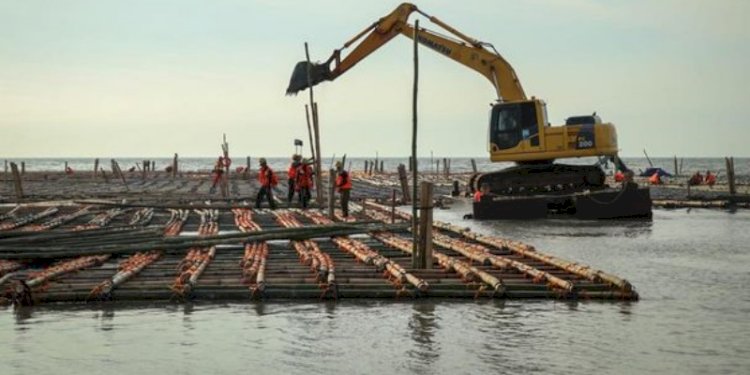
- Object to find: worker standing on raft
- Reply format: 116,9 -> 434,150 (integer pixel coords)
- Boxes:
649,171 -> 662,185
209,156 -> 225,194
705,170 -> 716,187
295,158 -> 314,208
287,154 -> 302,203
255,158 -> 278,209
335,161 -> 352,217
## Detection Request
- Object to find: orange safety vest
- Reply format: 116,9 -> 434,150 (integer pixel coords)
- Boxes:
473,191 -> 482,202
705,173 -> 716,186
295,164 -> 314,189
614,171 -> 624,182
288,163 -> 298,180
648,172 -> 661,185
259,166 -> 278,187
336,170 -> 352,192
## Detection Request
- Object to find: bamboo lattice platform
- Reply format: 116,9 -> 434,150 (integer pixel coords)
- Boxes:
0,201 -> 637,305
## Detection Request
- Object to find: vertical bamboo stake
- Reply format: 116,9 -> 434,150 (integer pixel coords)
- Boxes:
411,20 -> 420,264
172,153 -> 178,179
10,162 -> 23,199
21,161 -> 25,175
380,160 -> 384,173
375,152 -> 379,174
398,164 -> 410,203
364,160 -> 369,173
726,156 -> 736,195
304,105 -> 316,159
416,181 -> 433,269
94,158 -> 99,178
673,155 -> 678,176
391,189 -> 397,224
471,158 -> 477,173
328,169 -> 336,219
408,156 -> 413,172
305,43 -> 324,207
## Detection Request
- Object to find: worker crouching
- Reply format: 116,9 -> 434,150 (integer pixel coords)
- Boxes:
256,158 -> 278,209
335,161 -> 352,217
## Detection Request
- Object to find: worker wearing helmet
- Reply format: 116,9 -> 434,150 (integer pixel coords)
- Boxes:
255,158 -> 278,209
335,161 -> 352,217
287,154 -> 302,203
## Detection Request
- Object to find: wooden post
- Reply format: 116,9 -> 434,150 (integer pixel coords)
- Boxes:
364,160 -> 369,173
100,167 -> 109,183
172,153 -> 178,179
10,162 -> 23,199
436,159 -> 440,175
328,169 -> 336,219
673,155 -> 678,176
374,152 -> 379,174
411,20 -> 420,260
726,157 -> 736,195
94,158 -> 99,178
64,161 -> 68,172
398,164 -> 410,203
408,156 -> 413,172
443,158 -> 449,177
111,159 -> 129,191
391,189 -> 397,224
414,181 -> 433,269
380,160 -> 384,174
141,160 -> 147,181
21,161 -> 25,174
471,158 -> 477,173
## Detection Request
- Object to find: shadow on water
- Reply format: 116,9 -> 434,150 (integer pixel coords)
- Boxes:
407,301 -> 440,370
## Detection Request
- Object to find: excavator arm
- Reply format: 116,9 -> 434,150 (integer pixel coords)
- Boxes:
286,2 -> 526,102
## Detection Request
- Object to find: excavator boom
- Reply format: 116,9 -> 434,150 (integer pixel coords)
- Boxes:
286,2 -> 526,102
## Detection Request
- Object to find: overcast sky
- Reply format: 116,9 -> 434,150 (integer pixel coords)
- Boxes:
1,0 -> 748,158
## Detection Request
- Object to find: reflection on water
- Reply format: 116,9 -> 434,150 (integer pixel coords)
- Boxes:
2,210 -> 750,374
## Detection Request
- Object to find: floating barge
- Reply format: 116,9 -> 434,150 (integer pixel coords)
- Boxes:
0,199 -> 638,305
473,185 -> 653,220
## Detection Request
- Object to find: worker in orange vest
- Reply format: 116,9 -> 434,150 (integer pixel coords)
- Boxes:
255,158 -> 278,209
295,159 -> 314,208
473,183 -> 492,202
287,154 -> 301,203
335,161 -> 352,217
705,170 -> 716,187
648,171 -> 662,185
209,156 -> 224,194
614,170 -> 625,182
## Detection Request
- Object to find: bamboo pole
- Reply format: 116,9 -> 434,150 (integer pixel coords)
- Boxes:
726,156 -> 736,195
328,169 -> 336,220
415,181 -> 433,269
391,189 -> 397,224
172,153 -> 178,178
21,161 -> 25,174
673,155 -> 678,176
305,43 -> 324,206
304,104 -> 316,159
411,20 -> 420,264
94,158 -> 99,178
10,162 -> 23,199
471,158 -> 477,173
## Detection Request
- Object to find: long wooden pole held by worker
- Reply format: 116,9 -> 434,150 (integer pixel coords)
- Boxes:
305,43 -> 324,206
411,20 -> 420,264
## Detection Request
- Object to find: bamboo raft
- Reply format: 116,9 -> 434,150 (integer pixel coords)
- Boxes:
0,201 -> 638,305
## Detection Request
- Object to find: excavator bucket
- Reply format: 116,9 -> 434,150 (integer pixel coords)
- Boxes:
286,61 -> 333,95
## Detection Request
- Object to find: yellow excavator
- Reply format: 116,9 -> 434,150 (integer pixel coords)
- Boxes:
287,3 -> 624,196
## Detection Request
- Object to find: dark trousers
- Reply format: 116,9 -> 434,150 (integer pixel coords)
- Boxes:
340,189 -> 350,217
298,187 -> 311,208
255,186 -> 276,209
287,180 -> 296,202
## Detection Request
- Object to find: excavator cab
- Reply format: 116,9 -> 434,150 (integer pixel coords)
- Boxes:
489,100 -> 544,151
